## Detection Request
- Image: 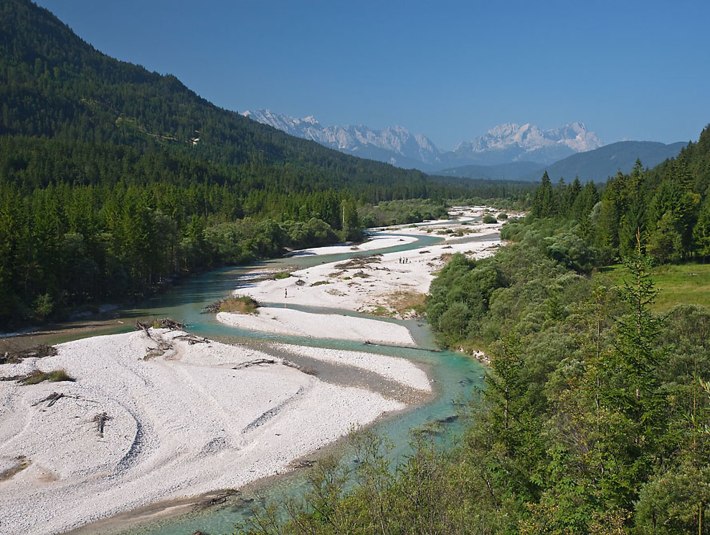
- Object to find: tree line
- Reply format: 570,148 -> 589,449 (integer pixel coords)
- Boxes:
0,174 -> 358,326
530,124 -> 710,265
0,131 -> 532,328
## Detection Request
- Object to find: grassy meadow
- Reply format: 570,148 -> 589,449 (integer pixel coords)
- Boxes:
598,262 -> 710,312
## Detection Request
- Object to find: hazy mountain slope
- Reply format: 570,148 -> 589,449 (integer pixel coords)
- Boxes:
539,140 -> 688,181
437,161 -> 544,181
439,141 -> 688,182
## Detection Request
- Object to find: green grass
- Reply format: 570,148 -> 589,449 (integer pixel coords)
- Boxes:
271,271 -> 291,280
597,262 -> 710,312
19,369 -> 75,385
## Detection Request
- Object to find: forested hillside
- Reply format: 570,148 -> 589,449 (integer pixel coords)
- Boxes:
240,127 -> 710,534
0,0 -> 528,327
0,0 -> 430,188
529,125 -> 710,265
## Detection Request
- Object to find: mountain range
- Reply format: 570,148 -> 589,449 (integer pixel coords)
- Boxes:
451,121 -> 602,166
242,110 -> 443,169
242,110 -> 603,170
243,110 -> 687,181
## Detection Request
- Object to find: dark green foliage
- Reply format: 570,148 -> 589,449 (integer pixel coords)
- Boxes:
634,464 -> 710,535
246,217 -> 709,533
530,171 -> 555,217
428,253 -> 506,344
428,219 -> 597,348
424,220 -> 707,531
528,125 -> 710,265
358,199 -> 449,228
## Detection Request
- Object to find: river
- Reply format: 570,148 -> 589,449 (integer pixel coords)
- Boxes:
10,228 -> 488,535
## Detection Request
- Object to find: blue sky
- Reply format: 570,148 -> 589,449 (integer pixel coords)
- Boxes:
35,0 -> 710,149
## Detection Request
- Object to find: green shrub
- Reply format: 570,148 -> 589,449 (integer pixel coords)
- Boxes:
19,369 -> 74,385
218,295 -> 260,314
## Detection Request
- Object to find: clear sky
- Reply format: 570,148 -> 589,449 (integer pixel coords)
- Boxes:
34,0 -> 710,149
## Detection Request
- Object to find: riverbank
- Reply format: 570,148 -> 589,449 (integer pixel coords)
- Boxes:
217,307 -> 417,346
0,328 -> 429,535
218,206 -> 508,335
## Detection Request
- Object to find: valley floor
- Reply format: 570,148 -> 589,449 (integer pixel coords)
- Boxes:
0,206 -> 509,535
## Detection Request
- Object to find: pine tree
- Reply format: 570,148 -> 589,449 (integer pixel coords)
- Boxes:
531,171 -> 555,218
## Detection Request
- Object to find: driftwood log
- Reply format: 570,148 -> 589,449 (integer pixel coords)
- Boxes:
32,392 -> 65,407
135,318 -> 185,337
232,358 -> 276,370
290,459 -> 315,469
173,334 -> 209,345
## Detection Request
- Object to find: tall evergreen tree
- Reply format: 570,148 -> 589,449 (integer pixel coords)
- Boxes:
531,171 -> 555,218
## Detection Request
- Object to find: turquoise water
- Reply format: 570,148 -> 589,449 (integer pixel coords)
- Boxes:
92,232 -> 486,534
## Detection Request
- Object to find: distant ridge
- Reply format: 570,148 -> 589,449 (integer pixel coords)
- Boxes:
438,141 -> 688,182
450,122 -> 603,166
538,140 -> 689,181
435,161 -> 543,181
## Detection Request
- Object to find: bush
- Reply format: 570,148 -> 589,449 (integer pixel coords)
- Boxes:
482,214 -> 498,224
218,295 -> 259,314
19,369 -> 74,385
33,293 -> 54,321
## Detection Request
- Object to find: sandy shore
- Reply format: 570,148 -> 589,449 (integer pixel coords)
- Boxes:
273,344 -> 431,392
0,329 -> 423,535
219,206 -> 508,328
287,234 -> 417,257
217,307 -> 416,346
